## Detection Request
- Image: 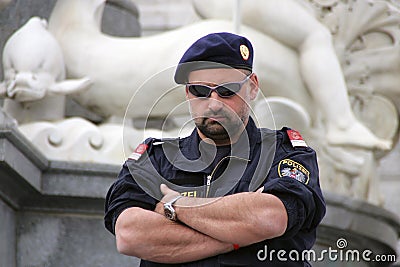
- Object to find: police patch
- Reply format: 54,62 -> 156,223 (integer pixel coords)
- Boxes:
278,159 -> 310,184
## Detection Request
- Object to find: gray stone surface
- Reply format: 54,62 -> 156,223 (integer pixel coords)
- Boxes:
310,192 -> 400,266
0,108 -> 138,266
0,199 -> 16,267
17,212 -> 137,267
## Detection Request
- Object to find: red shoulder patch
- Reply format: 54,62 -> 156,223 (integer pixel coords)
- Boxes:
128,144 -> 148,160
287,129 -> 307,148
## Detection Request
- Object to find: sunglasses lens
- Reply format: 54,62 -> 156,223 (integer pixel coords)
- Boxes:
188,84 -> 211,97
187,76 -> 249,98
216,83 -> 240,97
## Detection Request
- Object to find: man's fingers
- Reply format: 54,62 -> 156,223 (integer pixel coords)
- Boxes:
256,186 -> 264,193
160,184 -> 169,195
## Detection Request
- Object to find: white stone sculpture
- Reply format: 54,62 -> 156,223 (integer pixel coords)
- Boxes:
307,0 -> 400,204
47,0 -> 309,120
16,115 -> 192,164
253,97 -> 311,134
0,17 -> 91,123
0,16 -> 122,164
18,118 -> 138,164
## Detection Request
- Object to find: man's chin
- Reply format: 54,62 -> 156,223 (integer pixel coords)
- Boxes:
198,125 -> 229,140
203,132 -> 230,141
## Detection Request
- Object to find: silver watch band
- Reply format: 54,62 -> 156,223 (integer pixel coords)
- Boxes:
167,195 -> 183,205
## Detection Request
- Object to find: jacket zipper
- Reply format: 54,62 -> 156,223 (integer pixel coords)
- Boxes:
205,156 -> 250,197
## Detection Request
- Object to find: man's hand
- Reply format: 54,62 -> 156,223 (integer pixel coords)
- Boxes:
155,184 -> 265,215
154,184 -> 181,215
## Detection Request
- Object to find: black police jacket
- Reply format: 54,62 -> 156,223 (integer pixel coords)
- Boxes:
105,117 -> 326,266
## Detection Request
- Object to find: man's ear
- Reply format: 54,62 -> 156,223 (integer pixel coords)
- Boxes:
185,86 -> 190,99
249,74 -> 259,100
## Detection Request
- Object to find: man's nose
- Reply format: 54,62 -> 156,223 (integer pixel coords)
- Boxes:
207,91 -> 224,111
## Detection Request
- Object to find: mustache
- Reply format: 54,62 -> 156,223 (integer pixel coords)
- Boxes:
203,109 -> 231,118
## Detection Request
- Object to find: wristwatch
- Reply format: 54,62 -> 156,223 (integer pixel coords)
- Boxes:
163,195 -> 183,221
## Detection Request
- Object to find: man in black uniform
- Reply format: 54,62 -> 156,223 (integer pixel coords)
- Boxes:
105,32 -> 326,266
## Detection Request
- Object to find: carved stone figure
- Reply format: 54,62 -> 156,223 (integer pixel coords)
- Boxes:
0,17 -> 91,123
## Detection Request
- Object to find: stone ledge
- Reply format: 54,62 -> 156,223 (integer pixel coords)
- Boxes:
320,192 -> 400,255
0,123 -> 120,212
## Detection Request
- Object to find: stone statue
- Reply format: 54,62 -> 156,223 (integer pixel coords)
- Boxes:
0,17 -> 91,123
0,16 -> 125,163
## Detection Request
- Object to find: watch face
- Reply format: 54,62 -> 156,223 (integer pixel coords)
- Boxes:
164,204 -> 176,221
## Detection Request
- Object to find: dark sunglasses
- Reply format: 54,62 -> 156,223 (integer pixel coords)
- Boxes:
186,74 -> 252,98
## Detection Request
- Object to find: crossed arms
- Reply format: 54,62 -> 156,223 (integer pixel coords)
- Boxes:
115,184 -> 288,264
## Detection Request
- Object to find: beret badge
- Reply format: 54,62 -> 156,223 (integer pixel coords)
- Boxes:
174,32 -> 254,84
240,44 -> 250,61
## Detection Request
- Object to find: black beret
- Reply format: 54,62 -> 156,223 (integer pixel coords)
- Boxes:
174,32 -> 254,84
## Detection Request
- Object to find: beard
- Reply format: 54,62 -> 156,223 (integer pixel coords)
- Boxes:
194,108 -> 248,141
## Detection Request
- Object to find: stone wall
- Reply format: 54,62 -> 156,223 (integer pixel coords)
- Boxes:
0,112 -> 139,266
0,198 -> 16,267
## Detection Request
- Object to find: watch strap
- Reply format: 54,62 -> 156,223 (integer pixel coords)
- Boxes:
166,195 -> 183,206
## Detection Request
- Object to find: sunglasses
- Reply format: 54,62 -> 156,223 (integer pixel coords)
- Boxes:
186,74 -> 252,98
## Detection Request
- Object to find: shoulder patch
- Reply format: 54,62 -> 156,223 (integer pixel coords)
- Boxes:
287,129 -> 307,148
278,159 -> 310,184
128,143 -> 148,160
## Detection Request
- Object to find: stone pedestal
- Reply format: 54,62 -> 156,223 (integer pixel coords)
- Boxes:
315,192 -> 400,266
0,111 -> 136,266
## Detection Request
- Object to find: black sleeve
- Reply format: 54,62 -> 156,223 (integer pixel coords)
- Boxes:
263,177 -> 321,238
262,148 -> 326,238
104,162 -> 157,235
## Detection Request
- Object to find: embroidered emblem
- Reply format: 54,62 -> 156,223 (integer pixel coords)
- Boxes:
240,44 -> 250,60
278,159 -> 310,184
128,143 -> 148,160
287,129 -> 307,147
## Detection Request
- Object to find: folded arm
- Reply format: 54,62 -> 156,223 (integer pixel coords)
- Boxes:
115,206 -> 233,263
156,184 -> 288,247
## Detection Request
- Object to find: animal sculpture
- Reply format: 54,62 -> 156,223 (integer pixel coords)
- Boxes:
1,17 -> 91,123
